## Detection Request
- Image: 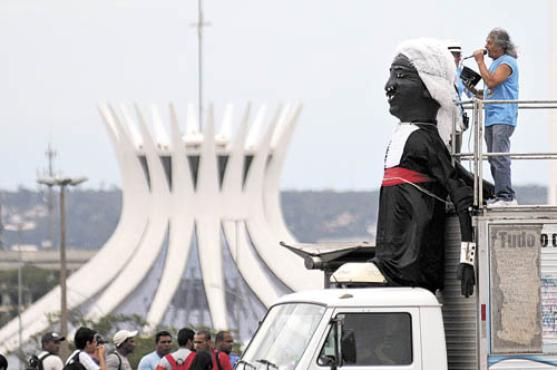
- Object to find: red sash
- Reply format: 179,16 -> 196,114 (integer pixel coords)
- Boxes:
382,167 -> 433,187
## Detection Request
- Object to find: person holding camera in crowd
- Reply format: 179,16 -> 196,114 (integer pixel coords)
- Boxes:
66,327 -> 107,370
467,28 -> 519,206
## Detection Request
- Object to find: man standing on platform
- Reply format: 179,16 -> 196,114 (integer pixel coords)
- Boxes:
469,28 -> 519,206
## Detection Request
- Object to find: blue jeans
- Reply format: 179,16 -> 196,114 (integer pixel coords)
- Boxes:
485,124 -> 515,200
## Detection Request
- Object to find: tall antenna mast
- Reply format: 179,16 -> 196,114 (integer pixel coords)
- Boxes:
193,0 -> 211,131
45,143 -> 57,248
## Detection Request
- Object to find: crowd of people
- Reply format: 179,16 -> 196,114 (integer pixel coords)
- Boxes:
19,327 -> 238,370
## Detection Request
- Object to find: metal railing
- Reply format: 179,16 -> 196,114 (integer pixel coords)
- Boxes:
452,99 -> 557,207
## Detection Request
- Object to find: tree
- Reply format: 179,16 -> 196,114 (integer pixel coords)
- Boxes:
0,265 -> 59,327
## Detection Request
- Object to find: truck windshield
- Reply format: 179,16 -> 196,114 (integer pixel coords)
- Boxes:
240,303 -> 326,370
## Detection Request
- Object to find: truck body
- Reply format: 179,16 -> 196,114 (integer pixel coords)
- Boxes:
239,207 -> 557,370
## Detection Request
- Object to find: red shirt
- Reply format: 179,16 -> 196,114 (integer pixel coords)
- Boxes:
212,350 -> 233,370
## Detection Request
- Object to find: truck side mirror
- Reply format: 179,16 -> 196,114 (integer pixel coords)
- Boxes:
317,355 -> 337,370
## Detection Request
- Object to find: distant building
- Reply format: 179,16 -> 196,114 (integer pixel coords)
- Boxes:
0,249 -> 95,271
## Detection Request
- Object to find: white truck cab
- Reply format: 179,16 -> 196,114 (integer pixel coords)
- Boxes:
239,287 -> 447,370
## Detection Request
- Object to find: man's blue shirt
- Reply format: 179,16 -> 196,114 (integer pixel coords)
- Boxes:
138,351 -> 161,370
484,54 -> 519,126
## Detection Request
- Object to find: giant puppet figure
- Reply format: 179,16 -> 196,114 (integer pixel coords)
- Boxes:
332,39 -> 476,297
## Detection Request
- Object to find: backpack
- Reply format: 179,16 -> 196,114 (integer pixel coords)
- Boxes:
109,352 -> 122,370
27,353 -> 52,370
213,351 -> 224,370
63,351 -> 87,370
164,352 -> 196,370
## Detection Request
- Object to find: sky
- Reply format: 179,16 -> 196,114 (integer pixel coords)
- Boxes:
0,0 -> 555,191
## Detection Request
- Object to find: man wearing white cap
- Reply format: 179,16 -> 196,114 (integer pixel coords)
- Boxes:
106,330 -> 137,370
447,41 -> 465,96
446,40 -> 470,153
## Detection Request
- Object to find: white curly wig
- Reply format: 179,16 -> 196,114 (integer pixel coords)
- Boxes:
395,38 -> 459,146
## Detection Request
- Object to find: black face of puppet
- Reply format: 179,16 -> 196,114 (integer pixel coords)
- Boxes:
385,54 -> 440,123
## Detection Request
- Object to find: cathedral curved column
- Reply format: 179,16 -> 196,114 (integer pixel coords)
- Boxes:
263,104 -> 302,243
220,105 -> 284,306
85,106 -> 171,321
243,106 -> 321,291
144,104 -> 195,330
194,107 -> 227,330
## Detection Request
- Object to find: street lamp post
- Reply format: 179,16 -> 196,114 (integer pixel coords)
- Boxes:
4,219 -> 35,355
37,176 -> 87,357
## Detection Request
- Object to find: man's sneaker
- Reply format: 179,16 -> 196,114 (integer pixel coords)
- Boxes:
485,197 -> 498,205
487,198 -> 518,207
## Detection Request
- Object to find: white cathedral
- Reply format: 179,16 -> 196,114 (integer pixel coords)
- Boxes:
0,103 -> 322,352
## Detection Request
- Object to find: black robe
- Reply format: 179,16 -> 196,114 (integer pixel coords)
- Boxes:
371,122 -> 473,292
